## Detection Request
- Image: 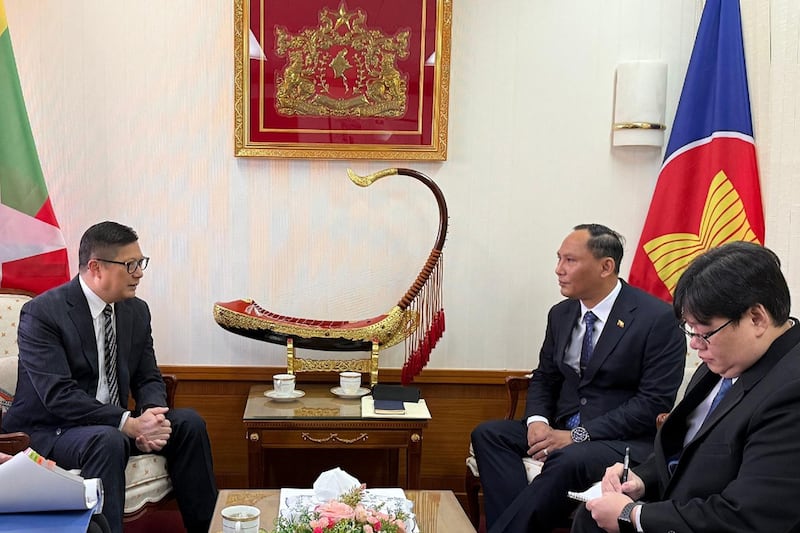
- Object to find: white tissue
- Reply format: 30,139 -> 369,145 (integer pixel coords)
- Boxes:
312,467 -> 361,502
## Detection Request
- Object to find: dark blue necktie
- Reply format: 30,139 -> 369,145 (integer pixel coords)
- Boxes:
579,311 -> 598,371
668,377 -> 733,474
706,377 -> 733,416
567,312 -> 599,429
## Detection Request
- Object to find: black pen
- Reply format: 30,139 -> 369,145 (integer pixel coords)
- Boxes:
621,446 -> 630,483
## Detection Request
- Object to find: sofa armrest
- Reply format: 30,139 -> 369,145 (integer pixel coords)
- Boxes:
504,374 -> 532,420
162,374 -> 178,408
0,431 -> 30,455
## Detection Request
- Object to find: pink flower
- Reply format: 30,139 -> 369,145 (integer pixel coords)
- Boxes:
315,500 -> 356,522
354,504 -> 370,523
309,516 -> 329,530
364,526 -> 374,533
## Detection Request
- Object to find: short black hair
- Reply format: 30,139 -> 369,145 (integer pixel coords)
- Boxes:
78,221 -> 138,271
673,241 -> 790,326
573,223 -> 625,274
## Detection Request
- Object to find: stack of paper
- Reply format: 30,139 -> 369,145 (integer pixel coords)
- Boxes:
361,397 -> 431,419
0,448 -> 102,513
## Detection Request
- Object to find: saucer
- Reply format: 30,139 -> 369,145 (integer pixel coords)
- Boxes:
330,386 -> 371,399
264,389 -> 306,402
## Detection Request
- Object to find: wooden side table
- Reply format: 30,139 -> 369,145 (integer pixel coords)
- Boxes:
243,384 -> 427,489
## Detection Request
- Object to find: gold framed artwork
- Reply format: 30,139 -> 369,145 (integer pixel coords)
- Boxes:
234,0 -> 452,160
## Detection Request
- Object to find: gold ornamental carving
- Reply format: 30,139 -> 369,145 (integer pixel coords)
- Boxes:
301,432 -> 369,444
213,301 -> 418,349
293,358 -> 371,373
274,1 -> 410,117
294,407 -> 341,417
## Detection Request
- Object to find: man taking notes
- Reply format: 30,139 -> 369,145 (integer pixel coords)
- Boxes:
471,224 -> 686,532
575,242 -> 800,533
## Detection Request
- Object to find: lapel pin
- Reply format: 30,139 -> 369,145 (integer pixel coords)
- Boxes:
617,320 -> 625,328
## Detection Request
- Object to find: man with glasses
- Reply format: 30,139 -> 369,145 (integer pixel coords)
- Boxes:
2,221 -> 217,533
573,241 -> 800,533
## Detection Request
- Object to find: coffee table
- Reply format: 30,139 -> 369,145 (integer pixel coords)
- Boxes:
243,384 -> 428,488
208,489 -> 476,533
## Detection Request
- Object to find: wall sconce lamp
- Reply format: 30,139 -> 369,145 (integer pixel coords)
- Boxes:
612,61 -> 667,147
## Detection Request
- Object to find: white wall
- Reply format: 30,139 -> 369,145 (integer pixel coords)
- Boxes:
4,0 -> 798,371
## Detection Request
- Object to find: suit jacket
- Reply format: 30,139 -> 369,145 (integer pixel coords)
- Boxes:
636,322 -> 800,533
525,280 -> 686,462
2,277 -> 167,455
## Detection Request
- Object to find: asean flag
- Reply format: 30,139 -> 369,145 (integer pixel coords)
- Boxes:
628,0 -> 764,302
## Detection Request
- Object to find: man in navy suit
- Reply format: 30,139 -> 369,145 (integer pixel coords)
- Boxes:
2,221 -> 217,533
575,242 -> 800,533
471,224 -> 686,532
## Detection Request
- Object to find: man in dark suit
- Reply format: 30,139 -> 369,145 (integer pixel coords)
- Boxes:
2,221 -> 217,533
574,241 -> 800,533
471,224 -> 686,532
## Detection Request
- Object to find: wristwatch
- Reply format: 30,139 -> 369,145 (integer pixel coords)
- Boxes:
570,426 -> 590,443
617,502 -> 638,533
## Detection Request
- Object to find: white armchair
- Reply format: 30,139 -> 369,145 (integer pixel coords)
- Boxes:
0,288 -> 175,521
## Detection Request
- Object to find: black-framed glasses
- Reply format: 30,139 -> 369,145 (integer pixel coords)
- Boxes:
95,257 -> 150,274
679,319 -> 733,345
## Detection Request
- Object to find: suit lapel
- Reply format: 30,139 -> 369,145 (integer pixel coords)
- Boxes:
556,302 -> 581,371
66,278 -> 100,375
659,367 -> 719,490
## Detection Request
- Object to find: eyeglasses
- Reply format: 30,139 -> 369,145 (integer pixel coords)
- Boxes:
678,319 -> 733,345
95,257 -> 150,274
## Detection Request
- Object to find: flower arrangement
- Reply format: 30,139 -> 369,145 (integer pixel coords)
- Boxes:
271,485 -> 411,533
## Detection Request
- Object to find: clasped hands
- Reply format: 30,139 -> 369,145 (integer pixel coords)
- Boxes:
526,421 -> 573,461
584,462 -> 646,533
123,406 -> 172,452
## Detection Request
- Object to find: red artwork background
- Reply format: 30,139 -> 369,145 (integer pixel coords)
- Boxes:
236,0 -> 450,159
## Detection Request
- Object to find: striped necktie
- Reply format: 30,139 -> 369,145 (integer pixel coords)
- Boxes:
103,304 -> 121,406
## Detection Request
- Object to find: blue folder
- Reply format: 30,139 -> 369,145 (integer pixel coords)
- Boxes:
0,507 -> 95,533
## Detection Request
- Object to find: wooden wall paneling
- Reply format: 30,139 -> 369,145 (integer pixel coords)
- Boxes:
161,366 -> 529,508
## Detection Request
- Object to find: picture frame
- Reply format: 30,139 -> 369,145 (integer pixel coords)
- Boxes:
233,0 -> 452,160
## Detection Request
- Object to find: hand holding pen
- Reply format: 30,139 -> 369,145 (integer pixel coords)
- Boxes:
600,449 -> 644,500
621,446 -> 630,483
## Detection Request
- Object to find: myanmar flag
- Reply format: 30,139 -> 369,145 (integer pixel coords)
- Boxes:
628,0 -> 764,302
0,1 -> 70,294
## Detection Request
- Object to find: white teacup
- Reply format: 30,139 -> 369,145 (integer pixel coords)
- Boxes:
222,504 -> 260,533
273,373 -> 296,397
339,371 -> 362,395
